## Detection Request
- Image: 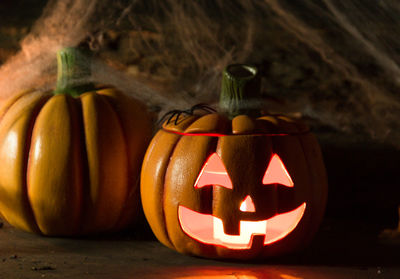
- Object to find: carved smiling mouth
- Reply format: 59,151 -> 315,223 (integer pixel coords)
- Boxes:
178,203 -> 306,249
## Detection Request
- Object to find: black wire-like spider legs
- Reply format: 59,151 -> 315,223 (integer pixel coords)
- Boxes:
158,104 -> 216,126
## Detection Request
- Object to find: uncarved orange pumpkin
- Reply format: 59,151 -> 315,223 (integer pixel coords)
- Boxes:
141,65 -> 328,259
0,48 -> 152,236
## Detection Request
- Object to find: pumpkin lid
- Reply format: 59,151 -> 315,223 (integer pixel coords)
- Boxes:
161,64 -> 309,136
162,112 -> 309,136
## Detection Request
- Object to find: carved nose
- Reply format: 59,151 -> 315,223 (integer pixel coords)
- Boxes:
240,195 -> 256,212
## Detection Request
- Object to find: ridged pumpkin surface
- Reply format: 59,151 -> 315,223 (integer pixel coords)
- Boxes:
141,112 -> 328,259
0,88 -> 152,236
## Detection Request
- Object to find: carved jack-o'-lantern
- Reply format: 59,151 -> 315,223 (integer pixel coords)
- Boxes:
141,65 -> 328,259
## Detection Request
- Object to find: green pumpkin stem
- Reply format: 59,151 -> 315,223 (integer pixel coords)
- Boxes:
54,47 -> 95,97
219,64 -> 261,119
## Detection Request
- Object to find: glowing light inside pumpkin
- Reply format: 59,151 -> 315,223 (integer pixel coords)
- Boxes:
178,203 -> 306,249
195,153 -> 233,189
262,154 -> 294,187
240,195 -> 256,212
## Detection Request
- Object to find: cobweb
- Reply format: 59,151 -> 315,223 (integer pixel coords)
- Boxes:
0,0 -> 400,146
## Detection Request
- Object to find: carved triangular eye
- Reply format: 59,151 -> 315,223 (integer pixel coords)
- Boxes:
194,153 -> 233,189
262,154 -> 294,187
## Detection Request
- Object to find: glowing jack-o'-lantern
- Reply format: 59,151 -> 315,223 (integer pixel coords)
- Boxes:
179,152 -> 306,250
141,65 -> 328,259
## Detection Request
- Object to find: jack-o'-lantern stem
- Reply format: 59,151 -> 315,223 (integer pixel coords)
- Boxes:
219,64 -> 261,119
54,47 -> 95,97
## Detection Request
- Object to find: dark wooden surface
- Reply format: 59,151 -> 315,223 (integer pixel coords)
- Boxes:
0,215 -> 399,279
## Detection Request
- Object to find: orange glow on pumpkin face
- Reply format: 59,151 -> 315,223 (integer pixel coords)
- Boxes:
262,154 -> 294,187
194,153 -> 233,189
240,195 -> 256,212
178,153 -> 307,249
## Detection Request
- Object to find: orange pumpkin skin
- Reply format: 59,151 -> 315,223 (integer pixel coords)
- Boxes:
141,112 -> 328,259
0,87 -> 152,236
